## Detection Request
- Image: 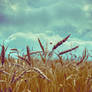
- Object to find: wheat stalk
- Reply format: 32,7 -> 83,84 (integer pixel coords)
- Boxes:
12,70 -> 27,83
59,46 -> 79,55
52,34 -> 71,50
32,67 -> 51,82
24,51 -> 42,57
38,38 -> 44,54
0,70 -> 10,75
26,46 -> 31,61
39,52 -> 46,63
18,55 -> 31,66
26,45 -> 33,66
55,53 -> 63,65
13,67 -> 50,83
10,48 -> 19,55
1,45 -> 5,66
77,48 -> 87,65
10,48 -> 18,51
10,71 -> 16,84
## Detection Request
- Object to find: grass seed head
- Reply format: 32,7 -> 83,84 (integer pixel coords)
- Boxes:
52,34 -> 71,50
1,45 -> 5,66
38,38 -> 45,54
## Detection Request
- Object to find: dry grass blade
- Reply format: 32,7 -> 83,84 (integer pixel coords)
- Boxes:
13,70 -> 27,83
13,69 -> 37,83
18,55 -> 31,66
32,67 -> 51,82
10,48 -> 18,51
77,48 -> 87,65
24,51 -> 42,57
9,62 -> 25,70
59,46 -> 79,55
10,48 -> 19,55
52,34 -> 71,50
0,70 -> 10,75
13,67 -> 50,83
10,71 -> 16,84
18,55 -> 27,61
26,46 -> 31,61
38,38 -> 44,54
26,46 -> 32,66
39,52 -> 46,63
55,53 -> 63,65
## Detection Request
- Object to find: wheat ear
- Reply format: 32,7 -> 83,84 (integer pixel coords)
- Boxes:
52,34 -> 71,50
1,45 -> 5,66
59,46 -> 79,55
38,38 -> 44,54
77,48 -> 87,65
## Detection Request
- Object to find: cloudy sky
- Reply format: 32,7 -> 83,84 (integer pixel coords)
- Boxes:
0,0 -> 92,59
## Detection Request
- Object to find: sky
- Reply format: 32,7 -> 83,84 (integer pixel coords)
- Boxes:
0,0 -> 92,60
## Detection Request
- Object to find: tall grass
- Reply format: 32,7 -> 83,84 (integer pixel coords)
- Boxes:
0,35 -> 92,92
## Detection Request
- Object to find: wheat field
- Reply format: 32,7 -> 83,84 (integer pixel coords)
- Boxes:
0,35 -> 92,92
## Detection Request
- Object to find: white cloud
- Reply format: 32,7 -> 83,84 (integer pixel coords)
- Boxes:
82,4 -> 92,17
10,4 -> 18,11
5,34 -> 16,43
83,4 -> 92,12
7,32 -> 92,48
7,32 -> 63,44
66,38 -> 92,47
83,4 -> 90,11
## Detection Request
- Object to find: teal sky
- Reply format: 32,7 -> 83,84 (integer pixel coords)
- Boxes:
0,0 -> 92,59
